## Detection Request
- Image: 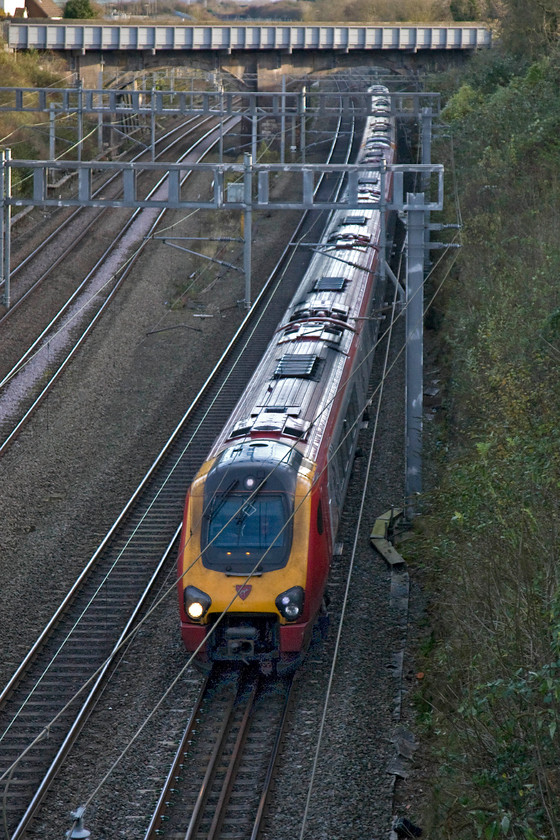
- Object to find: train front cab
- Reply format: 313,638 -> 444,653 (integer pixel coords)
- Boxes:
178,439 -> 330,673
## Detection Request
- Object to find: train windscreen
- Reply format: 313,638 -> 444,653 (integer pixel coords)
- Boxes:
202,492 -> 292,572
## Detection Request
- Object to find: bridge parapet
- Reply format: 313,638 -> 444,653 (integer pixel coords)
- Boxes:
4,22 -> 491,54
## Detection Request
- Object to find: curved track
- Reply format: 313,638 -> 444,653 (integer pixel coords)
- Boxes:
0,114 -> 239,455
2,112 -> 227,311
0,104 -> 358,840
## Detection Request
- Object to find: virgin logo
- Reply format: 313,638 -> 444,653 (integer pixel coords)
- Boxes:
235,585 -> 252,600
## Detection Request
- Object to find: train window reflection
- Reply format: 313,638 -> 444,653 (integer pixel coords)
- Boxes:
209,495 -> 286,549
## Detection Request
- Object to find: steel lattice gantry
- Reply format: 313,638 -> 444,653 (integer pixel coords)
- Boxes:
0,153 -> 445,511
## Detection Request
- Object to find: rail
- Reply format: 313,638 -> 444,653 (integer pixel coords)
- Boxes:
0,115 -> 240,452
145,668 -> 295,840
0,104 -> 354,840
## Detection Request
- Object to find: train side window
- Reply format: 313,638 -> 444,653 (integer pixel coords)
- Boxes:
317,500 -> 324,534
328,446 -> 344,507
348,386 -> 360,428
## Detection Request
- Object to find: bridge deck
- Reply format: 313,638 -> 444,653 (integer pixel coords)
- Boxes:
5,22 -> 491,54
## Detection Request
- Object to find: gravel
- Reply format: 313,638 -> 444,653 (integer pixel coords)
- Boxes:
0,125 -> 428,840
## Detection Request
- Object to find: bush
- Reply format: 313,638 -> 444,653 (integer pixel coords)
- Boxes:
410,46 -> 560,840
63,0 -> 96,18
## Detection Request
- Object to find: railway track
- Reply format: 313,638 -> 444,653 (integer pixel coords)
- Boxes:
0,113 -> 240,455
2,111 -> 224,311
0,102 -> 357,840
145,667 -> 295,840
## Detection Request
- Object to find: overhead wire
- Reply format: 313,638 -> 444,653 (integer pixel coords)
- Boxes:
145,97 -> 351,322
1,95 -> 462,824
448,131 -> 463,232
0,88 -> 350,756
0,166 -> 349,798
2,99 -> 349,457
295,146 -> 462,829
0,113 -> 252,388
134,219 -> 461,840
0,95 -> 332,734
0,101 -> 356,767
299,208 -> 402,840
75,230 -> 460,819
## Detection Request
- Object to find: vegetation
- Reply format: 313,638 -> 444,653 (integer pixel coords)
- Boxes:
0,46 -> 69,165
0,44 -> 103,194
408,17 -> 560,840
132,0 -> 501,24
499,0 -> 560,59
63,0 -> 98,17
0,46 -> 67,90
298,0 -> 500,23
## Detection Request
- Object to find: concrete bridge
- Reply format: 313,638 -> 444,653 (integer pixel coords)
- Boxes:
3,21 -> 491,86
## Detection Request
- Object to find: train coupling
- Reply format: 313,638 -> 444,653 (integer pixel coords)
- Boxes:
225,625 -> 258,658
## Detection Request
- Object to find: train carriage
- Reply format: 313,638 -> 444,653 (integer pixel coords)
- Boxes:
177,86 -> 396,674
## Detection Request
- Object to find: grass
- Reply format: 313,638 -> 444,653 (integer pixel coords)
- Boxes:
0,44 -> 109,175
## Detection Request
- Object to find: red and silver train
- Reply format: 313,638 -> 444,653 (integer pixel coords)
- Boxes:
177,86 -> 396,673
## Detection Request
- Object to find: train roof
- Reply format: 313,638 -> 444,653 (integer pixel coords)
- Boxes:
208,92 -> 396,468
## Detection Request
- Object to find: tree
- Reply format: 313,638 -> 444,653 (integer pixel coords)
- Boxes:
450,0 -> 482,19
499,0 -> 560,58
63,0 -> 96,18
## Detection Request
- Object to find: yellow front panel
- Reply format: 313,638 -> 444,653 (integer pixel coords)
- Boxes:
179,459 -> 314,622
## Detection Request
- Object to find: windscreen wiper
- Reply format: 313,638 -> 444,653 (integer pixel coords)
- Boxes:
205,479 -> 239,521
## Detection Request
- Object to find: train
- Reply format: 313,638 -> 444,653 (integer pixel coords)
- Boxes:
177,85 -> 396,674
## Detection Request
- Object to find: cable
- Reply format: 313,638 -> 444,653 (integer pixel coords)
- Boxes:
4,184 -> 444,768
2,220 -> 456,836
8,122 -> 100,189
1,115 -> 243,387
0,106 -> 356,762
448,131 -> 463,233
0,96 -> 463,820
69,236 -> 458,821
299,217 -> 401,840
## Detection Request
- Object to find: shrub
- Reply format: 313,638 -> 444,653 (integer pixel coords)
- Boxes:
63,0 -> 96,18
410,46 -> 560,840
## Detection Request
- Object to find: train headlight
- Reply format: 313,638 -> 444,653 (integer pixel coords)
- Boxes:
275,586 -> 305,621
184,586 -> 211,621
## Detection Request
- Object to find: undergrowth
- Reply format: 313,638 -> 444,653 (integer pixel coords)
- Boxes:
408,49 -> 560,839
0,43 -> 101,177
